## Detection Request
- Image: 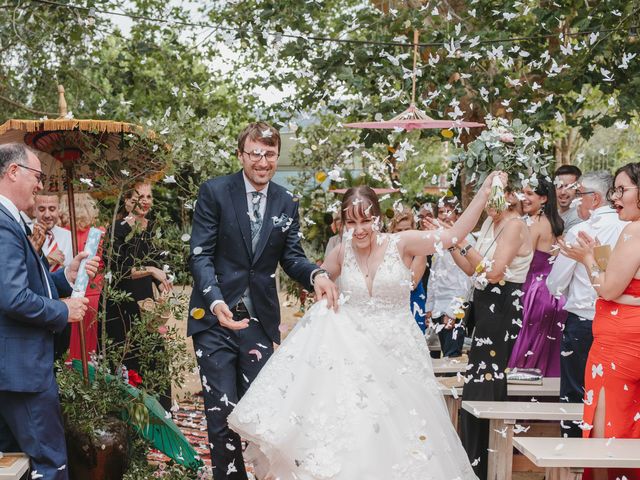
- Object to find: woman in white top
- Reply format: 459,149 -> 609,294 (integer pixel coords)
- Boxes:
450,187 -> 533,480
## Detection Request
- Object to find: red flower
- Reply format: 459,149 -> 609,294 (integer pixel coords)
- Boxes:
128,369 -> 143,387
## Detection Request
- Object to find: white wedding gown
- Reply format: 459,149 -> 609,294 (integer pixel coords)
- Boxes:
228,234 -> 477,480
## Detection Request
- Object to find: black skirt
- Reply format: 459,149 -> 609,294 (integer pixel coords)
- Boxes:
460,281 -> 524,479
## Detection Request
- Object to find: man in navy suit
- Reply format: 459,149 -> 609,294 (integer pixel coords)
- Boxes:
189,122 -> 338,479
0,143 -> 97,480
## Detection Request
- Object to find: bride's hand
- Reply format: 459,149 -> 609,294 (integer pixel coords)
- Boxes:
314,275 -> 339,311
479,171 -> 508,197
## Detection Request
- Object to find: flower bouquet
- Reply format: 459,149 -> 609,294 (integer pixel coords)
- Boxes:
452,116 -> 551,209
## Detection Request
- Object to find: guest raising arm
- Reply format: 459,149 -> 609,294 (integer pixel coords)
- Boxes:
449,184 -> 533,480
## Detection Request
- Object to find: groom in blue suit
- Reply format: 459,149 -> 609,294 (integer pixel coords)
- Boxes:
189,122 -> 338,479
0,144 -> 94,480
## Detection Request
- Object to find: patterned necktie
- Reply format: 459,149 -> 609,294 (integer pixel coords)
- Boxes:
45,231 -> 62,272
250,191 -> 263,250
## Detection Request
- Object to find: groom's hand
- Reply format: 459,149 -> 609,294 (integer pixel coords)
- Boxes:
314,276 -> 339,311
213,302 -> 249,330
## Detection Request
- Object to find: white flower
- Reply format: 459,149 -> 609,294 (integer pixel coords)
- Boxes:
327,165 -> 345,182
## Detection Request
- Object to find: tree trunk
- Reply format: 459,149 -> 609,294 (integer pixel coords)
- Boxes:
554,128 -> 582,167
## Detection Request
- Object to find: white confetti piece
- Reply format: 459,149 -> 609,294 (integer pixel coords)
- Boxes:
248,349 -> 263,361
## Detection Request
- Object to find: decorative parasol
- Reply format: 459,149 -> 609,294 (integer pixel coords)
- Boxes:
0,86 -> 169,380
344,30 -> 484,131
329,187 -> 400,195
71,360 -> 203,471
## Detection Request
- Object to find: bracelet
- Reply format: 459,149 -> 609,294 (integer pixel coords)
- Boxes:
447,246 -> 457,252
459,244 -> 473,256
311,268 -> 329,285
588,263 -> 602,278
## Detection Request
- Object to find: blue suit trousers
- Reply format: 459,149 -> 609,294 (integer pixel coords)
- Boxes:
0,376 -> 68,480
193,318 -> 274,480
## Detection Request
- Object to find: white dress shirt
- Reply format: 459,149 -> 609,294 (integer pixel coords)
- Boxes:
547,206 -> 627,320
425,234 -> 475,318
243,171 -> 268,222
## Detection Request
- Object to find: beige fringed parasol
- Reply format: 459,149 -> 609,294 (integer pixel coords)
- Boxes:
0,85 -> 169,380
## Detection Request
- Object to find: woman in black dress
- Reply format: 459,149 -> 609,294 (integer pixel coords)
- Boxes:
451,191 -> 533,480
104,182 -> 173,409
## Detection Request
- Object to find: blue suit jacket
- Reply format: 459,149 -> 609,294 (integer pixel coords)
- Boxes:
0,204 -> 71,393
188,171 -> 316,343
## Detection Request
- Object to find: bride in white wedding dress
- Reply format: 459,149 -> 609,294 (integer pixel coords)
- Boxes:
228,172 -> 505,480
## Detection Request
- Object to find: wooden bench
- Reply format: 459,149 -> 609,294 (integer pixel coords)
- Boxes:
461,401 -> 583,480
431,356 -> 468,375
0,453 -> 29,480
513,437 -> 640,480
438,376 -> 562,432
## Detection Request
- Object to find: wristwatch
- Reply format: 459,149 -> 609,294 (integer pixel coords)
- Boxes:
459,244 -> 473,257
311,268 -> 329,285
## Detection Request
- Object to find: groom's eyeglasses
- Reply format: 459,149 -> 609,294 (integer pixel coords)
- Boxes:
242,150 -> 278,162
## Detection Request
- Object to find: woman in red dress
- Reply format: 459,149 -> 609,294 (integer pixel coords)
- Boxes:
560,162 -> 640,480
60,193 -> 104,361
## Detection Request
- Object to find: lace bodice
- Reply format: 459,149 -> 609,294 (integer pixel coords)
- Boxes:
338,233 -> 413,313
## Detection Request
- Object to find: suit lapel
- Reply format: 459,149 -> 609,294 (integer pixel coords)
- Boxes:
229,172 -> 253,259
0,204 -> 49,288
252,185 -> 279,264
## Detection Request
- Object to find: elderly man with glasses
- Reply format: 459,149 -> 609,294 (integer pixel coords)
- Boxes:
547,170 -> 628,438
0,143 -> 99,480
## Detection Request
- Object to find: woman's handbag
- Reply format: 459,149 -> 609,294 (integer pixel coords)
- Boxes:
506,367 -> 543,385
137,295 -> 173,333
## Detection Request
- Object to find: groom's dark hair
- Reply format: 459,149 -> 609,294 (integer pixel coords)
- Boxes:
237,122 -> 281,155
341,186 -> 381,224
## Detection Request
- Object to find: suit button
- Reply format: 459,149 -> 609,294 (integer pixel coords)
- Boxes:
249,270 -> 255,276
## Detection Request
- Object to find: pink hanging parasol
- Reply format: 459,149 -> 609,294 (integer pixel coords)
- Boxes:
344,30 -> 484,131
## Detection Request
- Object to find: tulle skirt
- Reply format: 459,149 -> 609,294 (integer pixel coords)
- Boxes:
228,301 -> 477,480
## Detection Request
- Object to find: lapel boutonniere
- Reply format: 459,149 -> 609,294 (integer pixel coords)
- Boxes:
272,213 -> 293,231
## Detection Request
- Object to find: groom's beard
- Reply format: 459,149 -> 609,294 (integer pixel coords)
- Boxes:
247,167 -> 275,186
